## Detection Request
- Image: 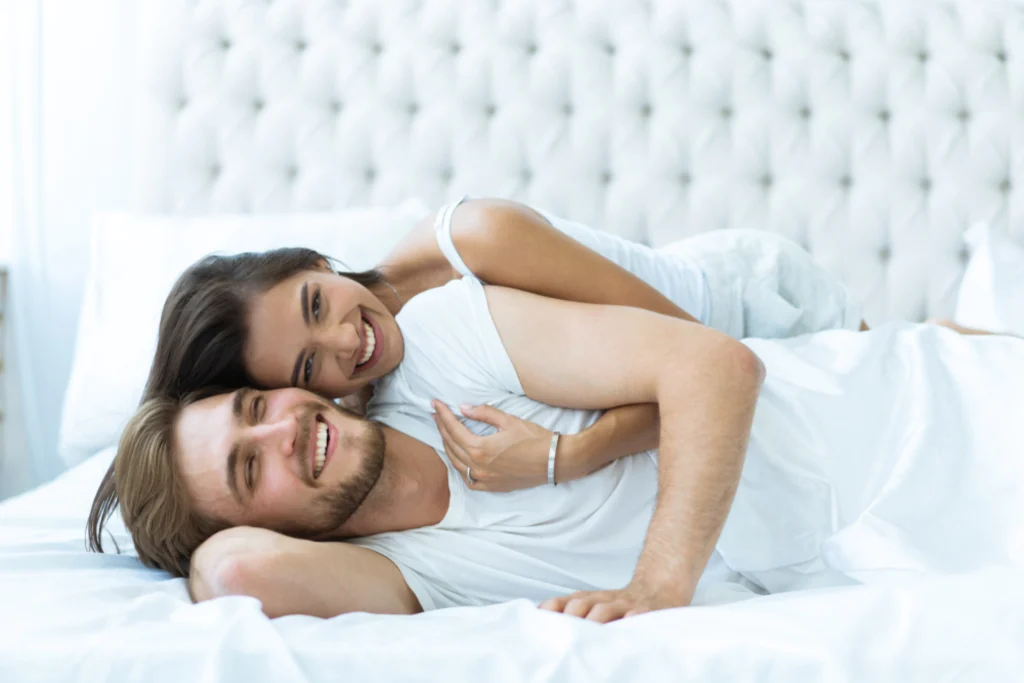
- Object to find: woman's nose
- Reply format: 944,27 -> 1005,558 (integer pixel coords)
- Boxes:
321,319 -> 361,357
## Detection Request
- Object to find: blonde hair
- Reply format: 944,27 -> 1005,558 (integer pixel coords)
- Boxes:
87,394 -> 227,577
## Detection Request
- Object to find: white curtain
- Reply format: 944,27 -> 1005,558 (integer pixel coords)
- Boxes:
1,0 -> 53,499
1,0 -> 140,500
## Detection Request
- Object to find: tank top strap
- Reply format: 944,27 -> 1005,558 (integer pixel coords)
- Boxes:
434,194 -> 475,279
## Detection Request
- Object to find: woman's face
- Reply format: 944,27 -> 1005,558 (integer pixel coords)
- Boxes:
245,268 -> 404,398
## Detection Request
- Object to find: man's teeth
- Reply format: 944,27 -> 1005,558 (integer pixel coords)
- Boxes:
358,320 -> 376,366
314,421 -> 328,478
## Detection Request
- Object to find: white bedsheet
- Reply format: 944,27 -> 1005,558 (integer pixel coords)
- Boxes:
1,448 -> 1022,682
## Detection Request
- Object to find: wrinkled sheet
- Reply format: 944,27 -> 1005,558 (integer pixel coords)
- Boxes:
2,447 -> 1022,682
720,324 -> 1024,592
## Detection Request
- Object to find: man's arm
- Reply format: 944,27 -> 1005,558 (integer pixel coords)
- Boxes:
189,527 -> 421,618
484,286 -> 764,621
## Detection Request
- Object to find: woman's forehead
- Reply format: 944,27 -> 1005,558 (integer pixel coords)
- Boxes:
245,278 -> 307,371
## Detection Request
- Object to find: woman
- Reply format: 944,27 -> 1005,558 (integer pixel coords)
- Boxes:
145,196 -> 866,491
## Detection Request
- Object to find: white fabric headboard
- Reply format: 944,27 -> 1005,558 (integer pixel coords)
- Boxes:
135,0 -> 1024,322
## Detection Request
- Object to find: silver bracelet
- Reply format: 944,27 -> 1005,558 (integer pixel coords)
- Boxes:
548,432 -> 560,486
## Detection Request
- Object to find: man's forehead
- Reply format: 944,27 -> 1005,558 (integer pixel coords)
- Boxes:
176,392 -> 236,471
174,391 -> 241,516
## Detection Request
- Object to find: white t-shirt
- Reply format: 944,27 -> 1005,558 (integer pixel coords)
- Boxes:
356,277 -> 742,610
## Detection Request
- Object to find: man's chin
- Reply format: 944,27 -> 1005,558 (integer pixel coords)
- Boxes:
306,420 -> 386,539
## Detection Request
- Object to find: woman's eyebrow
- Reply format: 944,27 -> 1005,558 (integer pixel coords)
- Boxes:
291,351 -> 304,387
291,282 -> 311,387
301,282 -> 310,325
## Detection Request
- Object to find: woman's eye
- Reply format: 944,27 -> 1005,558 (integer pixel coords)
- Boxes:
251,395 -> 263,423
245,456 -> 255,490
312,290 -> 321,321
304,355 -> 314,384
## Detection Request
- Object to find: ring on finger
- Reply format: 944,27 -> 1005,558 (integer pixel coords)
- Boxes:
466,468 -> 475,485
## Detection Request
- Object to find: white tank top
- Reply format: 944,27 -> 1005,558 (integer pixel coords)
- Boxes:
433,196 -> 711,323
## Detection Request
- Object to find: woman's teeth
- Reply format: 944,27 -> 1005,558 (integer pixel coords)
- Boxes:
357,320 -> 376,366
314,421 -> 328,478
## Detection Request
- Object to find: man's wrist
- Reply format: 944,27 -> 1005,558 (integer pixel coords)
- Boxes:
630,566 -> 697,607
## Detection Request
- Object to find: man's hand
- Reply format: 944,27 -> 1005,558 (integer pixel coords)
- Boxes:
538,578 -> 692,623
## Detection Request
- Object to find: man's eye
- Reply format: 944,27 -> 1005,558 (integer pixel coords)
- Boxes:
251,395 -> 264,423
312,290 -> 321,321
304,355 -> 314,384
245,456 -> 255,490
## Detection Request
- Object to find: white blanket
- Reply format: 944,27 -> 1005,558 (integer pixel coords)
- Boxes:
719,323 -> 1024,593
3,363 -> 1024,682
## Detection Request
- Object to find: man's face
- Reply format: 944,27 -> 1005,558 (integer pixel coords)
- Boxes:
175,387 -> 385,537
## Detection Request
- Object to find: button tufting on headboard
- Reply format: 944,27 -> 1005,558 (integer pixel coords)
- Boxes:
137,0 -> 1024,322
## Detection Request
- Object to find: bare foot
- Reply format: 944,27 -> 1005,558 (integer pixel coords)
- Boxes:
926,318 -> 1000,336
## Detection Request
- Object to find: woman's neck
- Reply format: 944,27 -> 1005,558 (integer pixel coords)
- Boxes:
334,426 -> 450,538
368,276 -> 404,316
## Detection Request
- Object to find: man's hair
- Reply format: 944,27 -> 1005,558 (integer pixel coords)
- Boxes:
86,392 -> 225,577
144,247 -> 385,400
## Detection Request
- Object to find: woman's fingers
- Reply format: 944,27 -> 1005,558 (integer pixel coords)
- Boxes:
434,402 -> 486,455
457,403 -> 510,429
432,409 -> 468,465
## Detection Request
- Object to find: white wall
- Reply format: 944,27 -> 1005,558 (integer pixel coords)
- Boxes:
2,0 -> 141,498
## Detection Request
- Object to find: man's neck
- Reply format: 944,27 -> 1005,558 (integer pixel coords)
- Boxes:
335,427 -> 449,538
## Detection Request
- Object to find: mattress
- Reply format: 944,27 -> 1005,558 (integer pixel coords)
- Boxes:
1,448 -> 1022,682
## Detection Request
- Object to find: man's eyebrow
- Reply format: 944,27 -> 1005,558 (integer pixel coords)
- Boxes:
226,389 -> 251,504
226,445 -> 242,504
232,387 -> 249,422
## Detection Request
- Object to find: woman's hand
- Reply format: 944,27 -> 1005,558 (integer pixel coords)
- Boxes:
431,400 -> 564,492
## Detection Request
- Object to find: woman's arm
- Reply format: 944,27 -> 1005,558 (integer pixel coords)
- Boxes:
383,198 -> 693,490
450,199 -> 698,321
380,198 -> 698,322
433,401 -> 659,491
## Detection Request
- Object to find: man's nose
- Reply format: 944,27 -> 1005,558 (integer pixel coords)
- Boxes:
249,416 -> 297,459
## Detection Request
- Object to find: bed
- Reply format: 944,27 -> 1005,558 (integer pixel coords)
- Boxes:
5,0 -> 1024,680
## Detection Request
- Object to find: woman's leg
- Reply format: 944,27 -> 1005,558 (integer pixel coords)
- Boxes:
669,230 -> 865,339
926,318 -> 1019,337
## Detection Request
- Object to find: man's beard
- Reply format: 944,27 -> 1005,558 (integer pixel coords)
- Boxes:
283,402 -> 386,539
313,419 -> 385,532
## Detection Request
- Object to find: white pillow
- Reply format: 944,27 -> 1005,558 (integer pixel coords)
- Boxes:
58,200 -> 429,468
954,222 -> 1024,335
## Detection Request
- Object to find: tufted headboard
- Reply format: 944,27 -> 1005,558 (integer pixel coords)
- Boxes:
135,0 -> 1024,323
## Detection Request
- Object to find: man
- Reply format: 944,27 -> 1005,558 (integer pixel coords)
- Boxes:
99,275 -> 1024,622
101,277 -> 764,622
